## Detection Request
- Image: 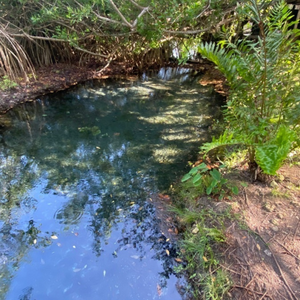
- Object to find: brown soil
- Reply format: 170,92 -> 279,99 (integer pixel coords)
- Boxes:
219,163 -> 300,300
198,66 -> 229,96
0,61 -> 135,113
149,161 -> 300,299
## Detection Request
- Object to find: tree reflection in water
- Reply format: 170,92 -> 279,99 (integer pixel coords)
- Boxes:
0,68 -> 223,299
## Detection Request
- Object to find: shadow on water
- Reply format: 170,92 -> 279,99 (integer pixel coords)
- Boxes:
0,67 -> 223,300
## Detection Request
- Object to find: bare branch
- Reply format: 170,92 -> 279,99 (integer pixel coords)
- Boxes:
128,0 -> 147,10
0,31 -> 108,58
72,45 -> 108,58
163,17 -> 236,35
196,0 -> 211,19
73,0 -> 125,27
132,6 -> 149,28
108,0 -> 133,28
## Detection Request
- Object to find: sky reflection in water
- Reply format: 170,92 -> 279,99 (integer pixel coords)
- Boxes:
0,68 -> 222,300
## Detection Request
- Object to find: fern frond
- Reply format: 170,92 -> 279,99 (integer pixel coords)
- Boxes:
255,125 -> 295,174
198,42 -> 237,84
201,130 -> 243,154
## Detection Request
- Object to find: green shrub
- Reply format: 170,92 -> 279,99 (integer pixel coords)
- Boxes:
198,0 -> 300,176
181,163 -> 239,200
0,75 -> 18,90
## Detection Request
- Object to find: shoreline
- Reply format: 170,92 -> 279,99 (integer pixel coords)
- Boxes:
0,61 -> 226,114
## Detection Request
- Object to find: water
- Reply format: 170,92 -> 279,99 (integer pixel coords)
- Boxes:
0,68 -> 222,300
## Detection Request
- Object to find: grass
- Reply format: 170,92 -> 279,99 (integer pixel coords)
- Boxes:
170,183 -> 234,299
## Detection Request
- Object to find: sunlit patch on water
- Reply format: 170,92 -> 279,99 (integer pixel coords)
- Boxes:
0,68 -> 223,300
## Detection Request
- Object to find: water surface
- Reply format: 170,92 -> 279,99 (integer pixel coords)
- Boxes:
0,68 -> 221,300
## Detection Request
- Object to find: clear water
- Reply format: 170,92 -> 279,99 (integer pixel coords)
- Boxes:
0,68 -> 222,300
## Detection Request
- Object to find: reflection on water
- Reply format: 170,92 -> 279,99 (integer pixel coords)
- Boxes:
0,68 -> 222,300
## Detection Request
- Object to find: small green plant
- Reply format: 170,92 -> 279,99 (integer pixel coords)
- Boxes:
181,163 -> 239,200
203,269 -> 232,300
0,75 -> 18,90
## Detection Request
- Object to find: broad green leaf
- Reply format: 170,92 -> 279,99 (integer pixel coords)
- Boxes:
210,169 -> 221,181
196,163 -> 209,170
192,173 -> 202,184
181,173 -> 191,182
189,167 -> 199,175
232,186 -> 239,195
206,186 -> 213,195
194,180 -> 202,187
210,179 -> 218,188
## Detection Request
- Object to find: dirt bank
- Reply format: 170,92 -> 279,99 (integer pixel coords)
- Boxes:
0,61 -> 224,114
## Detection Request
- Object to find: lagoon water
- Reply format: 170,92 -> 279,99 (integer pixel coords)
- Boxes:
0,68 -> 221,300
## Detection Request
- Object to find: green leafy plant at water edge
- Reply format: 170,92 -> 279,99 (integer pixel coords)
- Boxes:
198,0 -> 300,176
0,75 -> 18,90
173,207 -> 231,299
181,163 -> 239,200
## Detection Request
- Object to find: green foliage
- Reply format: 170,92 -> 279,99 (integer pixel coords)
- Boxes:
255,125 -> 295,174
173,207 -> 232,299
203,269 -> 232,300
198,0 -> 300,175
0,76 -> 18,90
181,163 -> 239,200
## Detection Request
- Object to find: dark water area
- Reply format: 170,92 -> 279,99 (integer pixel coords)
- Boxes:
0,68 -> 222,300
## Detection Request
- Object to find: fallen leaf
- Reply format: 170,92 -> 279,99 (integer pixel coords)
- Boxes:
157,284 -> 162,296
166,249 -> 170,256
131,255 -> 140,260
193,159 -> 203,167
257,244 -> 261,251
192,227 -> 199,234
73,268 -> 81,273
158,194 -> 171,200
174,258 -> 183,263
203,256 -> 208,262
